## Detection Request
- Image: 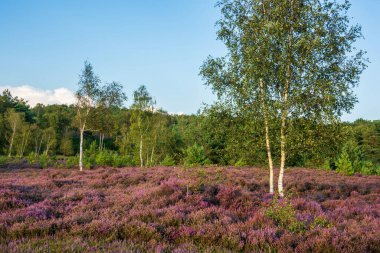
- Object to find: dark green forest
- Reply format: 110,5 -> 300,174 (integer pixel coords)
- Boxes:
0,85 -> 378,175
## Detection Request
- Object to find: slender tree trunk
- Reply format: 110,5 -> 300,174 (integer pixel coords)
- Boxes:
99,133 -> 102,151
37,135 -> 43,156
20,129 -> 30,157
278,102 -> 288,197
139,134 -> 143,167
150,145 -> 155,166
8,123 -> 16,157
45,135 -> 51,155
79,127 -> 84,171
99,133 -> 104,151
260,79 -> 274,194
150,133 -> 157,166
34,139 -> 38,155
278,0 -> 293,197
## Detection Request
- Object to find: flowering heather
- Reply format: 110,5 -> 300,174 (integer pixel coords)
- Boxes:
0,167 -> 379,252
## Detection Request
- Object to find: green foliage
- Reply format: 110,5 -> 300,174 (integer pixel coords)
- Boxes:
336,150 -> 354,175
26,152 -> 38,165
95,150 -> 114,166
336,140 -> 377,175
183,144 -> 210,167
322,159 -> 331,171
66,156 -> 79,168
112,154 -> 134,167
266,197 -> 306,234
234,159 -> 248,167
60,136 -> 74,156
38,154 -> 55,169
0,156 -> 8,165
0,77 -> 377,172
160,155 -> 176,166
309,217 -> 332,230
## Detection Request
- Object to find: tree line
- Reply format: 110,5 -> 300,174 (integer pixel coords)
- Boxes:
0,83 -> 378,172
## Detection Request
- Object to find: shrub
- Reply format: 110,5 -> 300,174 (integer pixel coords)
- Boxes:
112,154 -> 134,167
322,159 -> 331,171
234,159 -> 247,167
26,153 -> 38,165
183,144 -> 210,167
66,156 -> 79,168
336,150 -> 354,175
336,140 -> 376,175
0,156 -> 8,165
96,150 -> 114,166
38,154 -> 49,168
266,197 -> 306,233
39,154 -> 54,169
161,155 -> 176,166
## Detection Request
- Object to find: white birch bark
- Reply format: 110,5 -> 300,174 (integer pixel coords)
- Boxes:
260,79 -> 274,194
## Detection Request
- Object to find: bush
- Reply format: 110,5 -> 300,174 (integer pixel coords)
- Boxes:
266,197 -> 306,234
112,154 -> 134,167
336,150 -> 354,175
161,155 -> 176,166
183,144 -> 210,167
336,140 -> 377,175
0,156 -> 8,165
26,153 -> 38,165
234,159 -> 247,167
322,159 -> 331,171
96,150 -> 114,166
66,156 -> 79,168
39,154 -> 55,169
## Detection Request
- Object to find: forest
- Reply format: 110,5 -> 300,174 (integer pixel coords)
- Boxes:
0,86 -> 379,175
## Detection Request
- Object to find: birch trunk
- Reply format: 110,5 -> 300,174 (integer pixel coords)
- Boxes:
260,79 -> 274,194
37,135 -> 43,156
8,123 -> 16,157
278,0 -> 293,197
99,133 -> 104,151
139,134 -> 143,167
278,106 -> 288,197
79,126 -> 84,171
150,145 -> 154,166
20,130 -> 30,157
45,135 -> 51,155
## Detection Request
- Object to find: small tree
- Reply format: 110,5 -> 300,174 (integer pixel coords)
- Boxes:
201,0 -> 367,196
184,143 -> 210,167
75,61 -> 101,171
130,85 -> 154,167
5,109 -> 24,157
336,149 -> 354,175
94,81 -> 127,151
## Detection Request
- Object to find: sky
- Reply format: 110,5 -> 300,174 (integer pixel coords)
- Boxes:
0,0 -> 378,121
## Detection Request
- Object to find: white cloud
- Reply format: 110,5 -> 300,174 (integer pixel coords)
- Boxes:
0,85 -> 75,107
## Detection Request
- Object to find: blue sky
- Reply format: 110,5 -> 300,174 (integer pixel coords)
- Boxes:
0,0 -> 378,121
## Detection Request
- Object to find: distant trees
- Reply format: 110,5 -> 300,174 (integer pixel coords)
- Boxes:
201,0 -> 366,196
0,86 -> 377,176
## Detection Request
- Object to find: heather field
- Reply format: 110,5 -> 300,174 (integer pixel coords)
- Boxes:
1,167 -> 380,253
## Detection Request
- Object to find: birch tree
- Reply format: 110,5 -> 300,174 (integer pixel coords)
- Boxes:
201,0 -> 366,196
94,81 -> 127,150
75,61 -> 101,171
5,109 -> 24,157
131,85 -> 154,167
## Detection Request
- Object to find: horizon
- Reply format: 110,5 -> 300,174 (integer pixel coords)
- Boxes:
0,0 -> 379,121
